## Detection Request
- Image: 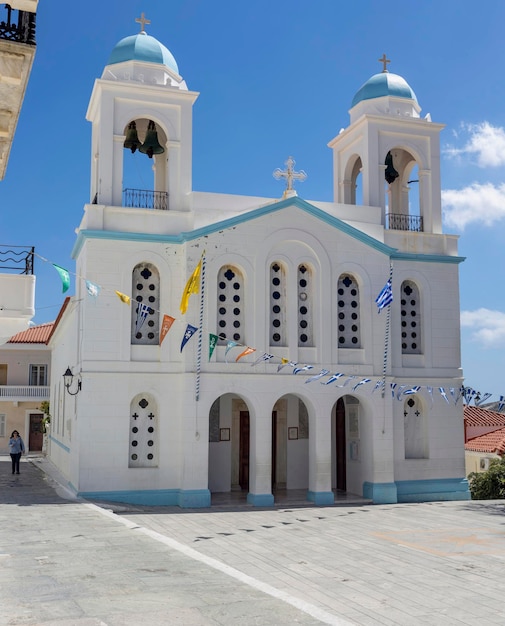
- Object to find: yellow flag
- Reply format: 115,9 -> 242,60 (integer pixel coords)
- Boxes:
115,290 -> 131,305
180,259 -> 201,314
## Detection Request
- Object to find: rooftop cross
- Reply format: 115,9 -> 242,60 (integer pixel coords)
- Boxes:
378,53 -> 390,73
273,156 -> 307,198
135,12 -> 151,33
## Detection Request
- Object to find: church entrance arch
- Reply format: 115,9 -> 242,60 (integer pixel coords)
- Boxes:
271,395 -> 309,492
332,395 -> 363,496
208,394 -> 252,495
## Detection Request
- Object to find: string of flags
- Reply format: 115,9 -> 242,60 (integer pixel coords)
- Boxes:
37,252 -> 499,410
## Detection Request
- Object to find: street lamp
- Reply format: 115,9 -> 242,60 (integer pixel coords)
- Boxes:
63,367 -> 81,396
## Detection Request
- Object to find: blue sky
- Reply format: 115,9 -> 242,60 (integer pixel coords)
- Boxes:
2,0 -> 505,398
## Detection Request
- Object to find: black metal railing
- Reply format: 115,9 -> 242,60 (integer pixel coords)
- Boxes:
123,188 -> 169,211
0,245 -> 34,274
386,213 -> 423,232
0,5 -> 36,45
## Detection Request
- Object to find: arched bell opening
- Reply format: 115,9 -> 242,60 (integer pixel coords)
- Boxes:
342,154 -> 363,205
122,117 -> 169,210
384,148 -> 423,232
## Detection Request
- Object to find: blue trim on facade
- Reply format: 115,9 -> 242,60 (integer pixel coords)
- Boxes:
395,478 -> 471,503
247,492 -> 275,507
48,435 -> 70,453
363,481 -> 398,504
178,489 -> 211,508
391,251 -> 465,265
78,489 -> 178,507
307,490 -> 335,505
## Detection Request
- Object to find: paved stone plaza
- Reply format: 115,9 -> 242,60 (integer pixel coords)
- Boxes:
1,456 -> 505,625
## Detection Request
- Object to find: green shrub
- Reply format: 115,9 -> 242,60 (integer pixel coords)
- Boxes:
468,457 -> 505,499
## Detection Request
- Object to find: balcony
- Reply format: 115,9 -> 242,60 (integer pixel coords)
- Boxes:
0,4 -> 36,45
386,213 -> 423,232
123,188 -> 169,211
0,385 -> 49,401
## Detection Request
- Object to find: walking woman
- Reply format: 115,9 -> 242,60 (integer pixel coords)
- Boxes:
9,430 -> 25,475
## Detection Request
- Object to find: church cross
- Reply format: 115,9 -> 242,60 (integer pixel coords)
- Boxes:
148,413 -> 154,420
132,413 -> 139,420
273,156 -> 307,197
136,12 -> 151,33
378,53 -> 390,73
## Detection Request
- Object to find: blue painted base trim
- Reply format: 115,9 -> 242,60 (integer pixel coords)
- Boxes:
247,492 -> 274,507
395,478 -> 471,503
307,490 -> 335,505
78,488 -> 212,508
363,482 -> 398,504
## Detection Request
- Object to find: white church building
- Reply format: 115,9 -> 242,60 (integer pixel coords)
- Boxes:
47,20 -> 470,507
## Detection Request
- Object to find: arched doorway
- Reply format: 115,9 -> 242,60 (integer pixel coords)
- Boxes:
332,395 -> 363,496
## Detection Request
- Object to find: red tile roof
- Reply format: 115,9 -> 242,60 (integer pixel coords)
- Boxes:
463,405 -> 505,427
8,322 -> 54,344
465,427 -> 505,455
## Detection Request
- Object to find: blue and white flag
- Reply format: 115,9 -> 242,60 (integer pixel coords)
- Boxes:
396,385 -> 407,400
403,385 -> 421,397
322,372 -> 344,385
352,378 -> 371,391
372,379 -> 384,394
439,387 -> 449,404
85,280 -> 101,298
305,369 -> 330,383
337,375 -> 356,388
251,353 -> 274,367
278,359 -> 297,372
293,364 -> 314,375
498,395 -> 505,412
135,303 -> 151,334
375,279 -> 393,312
426,386 -> 434,408
475,392 -> 492,407
390,382 -> 397,398
180,324 -> 198,352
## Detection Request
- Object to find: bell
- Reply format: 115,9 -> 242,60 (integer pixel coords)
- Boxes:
384,151 -> 399,184
124,121 -> 141,153
139,120 -> 165,158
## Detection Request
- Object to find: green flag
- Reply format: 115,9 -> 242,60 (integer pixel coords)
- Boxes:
209,334 -> 218,360
53,264 -> 70,293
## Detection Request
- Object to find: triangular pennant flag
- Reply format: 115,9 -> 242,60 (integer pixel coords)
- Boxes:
352,378 -> 371,391
322,372 -> 344,385
180,324 -> 198,352
209,334 -> 219,360
426,386 -> 434,409
372,379 -> 384,393
85,280 -> 100,298
235,346 -> 255,362
390,383 -> 397,398
53,264 -> 70,293
305,369 -> 330,384
180,257 -> 202,314
115,290 -> 131,305
277,359 -> 294,372
337,375 -> 356,388
475,392 -> 492,407
251,353 -> 274,367
293,364 -> 313,375
439,387 -> 449,404
225,341 -> 239,362
135,303 -> 151,334
396,385 -> 407,400
160,315 -> 175,346
403,385 -> 421,396
498,395 -> 505,412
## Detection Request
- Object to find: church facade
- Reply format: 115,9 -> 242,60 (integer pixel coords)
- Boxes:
47,24 -> 470,506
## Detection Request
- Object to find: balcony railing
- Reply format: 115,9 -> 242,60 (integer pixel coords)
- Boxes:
0,385 -> 49,399
123,188 -> 169,211
386,213 -> 423,232
0,5 -> 36,45
0,245 -> 34,274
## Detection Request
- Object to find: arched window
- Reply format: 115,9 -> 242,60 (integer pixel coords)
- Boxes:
298,264 -> 313,347
270,262 -> 287,347
351,157 -> 363,206
404,395 -> 428,459
131,263 -> 160,345
337,274 -> 360,348
401,280 -> 421,354
217,266 -> 244,345
129,394 -> 158,468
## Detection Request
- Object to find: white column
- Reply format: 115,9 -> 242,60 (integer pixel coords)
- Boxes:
247,411 -> 274,506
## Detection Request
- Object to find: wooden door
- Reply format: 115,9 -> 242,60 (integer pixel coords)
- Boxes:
29,413 -> 44,452
336,398 -> 346,491
239,411 -> 250,490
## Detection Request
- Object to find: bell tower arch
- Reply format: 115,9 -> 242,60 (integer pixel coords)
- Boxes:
85,20 -> 199,212
328,59 -> 444,235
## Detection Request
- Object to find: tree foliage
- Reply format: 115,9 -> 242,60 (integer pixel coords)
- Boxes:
468,457 -> 505,500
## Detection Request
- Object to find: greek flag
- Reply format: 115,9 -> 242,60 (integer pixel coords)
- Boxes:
375,279 -> 393,312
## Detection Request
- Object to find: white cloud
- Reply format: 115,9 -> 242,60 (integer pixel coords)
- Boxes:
445,122 -> 505,167
442,182 -> 505,230
461,308 -> 505,347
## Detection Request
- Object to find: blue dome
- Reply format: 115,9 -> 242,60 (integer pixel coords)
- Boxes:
351,72 -> 417,108
107,33 -> 179,74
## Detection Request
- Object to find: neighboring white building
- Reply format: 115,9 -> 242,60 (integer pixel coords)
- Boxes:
47,24 -> 470,507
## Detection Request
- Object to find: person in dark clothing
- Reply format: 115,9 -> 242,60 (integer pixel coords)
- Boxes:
9,430 -> 25,474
